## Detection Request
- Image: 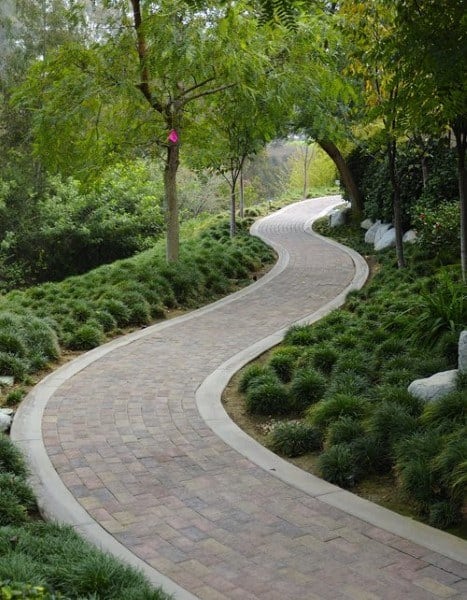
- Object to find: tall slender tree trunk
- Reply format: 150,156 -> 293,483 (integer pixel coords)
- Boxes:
388,139 -> 405,269
453,121 -> 467,282
230,179 -> 237,237
318,139 -> 363,222
164,143 -> 180,262
303,143 -> 309,199
239,168 -> 244,219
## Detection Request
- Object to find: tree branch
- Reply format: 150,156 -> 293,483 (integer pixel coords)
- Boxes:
183,82 -> 236,104
130,0 -> 163,113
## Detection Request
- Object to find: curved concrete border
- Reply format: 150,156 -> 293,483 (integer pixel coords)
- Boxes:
197,212 -> 467,566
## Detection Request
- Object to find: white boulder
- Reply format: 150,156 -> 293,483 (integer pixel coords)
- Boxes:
360,218 -> 374,230
0,408 -> 13,432
373,223 -> 393,246
329,209 -> 346,228
459,331 -> 467,373
364,220 -> 382,244
403,229 -> 417,244
408,370 -> 458,402
375,227 -> 396,251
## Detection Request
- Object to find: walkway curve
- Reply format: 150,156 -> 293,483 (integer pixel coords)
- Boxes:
12,197 -> 467,600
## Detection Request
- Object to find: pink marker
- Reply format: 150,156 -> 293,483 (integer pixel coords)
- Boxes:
168,129 -> 179,143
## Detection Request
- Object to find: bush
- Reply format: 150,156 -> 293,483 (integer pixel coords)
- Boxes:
0,435 -> 28,477
238,365 -> 275,393
413,202 -> 460,254
407,271 -> 466,348
283,325 -> 318,346
308,394 -> 369,431
0,353 -> 28,380
290,368 -> 326,411
325,416 -> 365,448
268,421 -> 322,457
0,474 -> 35,511
317,443 -> 362,488
268,347 -> 300,383
66,323 -> 104,351
421,391 -> 467,431
245,380 -> 293,416
0,489 -> 28,525
5,388 -> 27,406
428,501 -> 463,529
310,344 -> 338,374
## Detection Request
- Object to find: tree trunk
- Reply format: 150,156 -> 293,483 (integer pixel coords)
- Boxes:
230,179 -> 237,237
303,143 -> 309,199
239,168 -> 244,219
387,139 -> 405,269
453,120 -> 467,282
164,143 -> 180,262
318,139 -> 363,221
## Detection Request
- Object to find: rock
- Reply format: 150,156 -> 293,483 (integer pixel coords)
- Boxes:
0,409 -> 13,432
459,330 -> 467,373
329,209 -> 346,228
364,220 -> 382,244
403,229 -> 417,244
0,376 -> 14,386
373,223 -> 392,246
360,218 -> 374,230
408,370 -> 458,402
375,227 -> 396,251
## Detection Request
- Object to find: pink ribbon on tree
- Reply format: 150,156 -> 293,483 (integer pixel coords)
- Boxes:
168,129 -> 179,143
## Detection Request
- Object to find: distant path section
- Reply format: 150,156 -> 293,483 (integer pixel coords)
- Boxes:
13,197 -> 467,600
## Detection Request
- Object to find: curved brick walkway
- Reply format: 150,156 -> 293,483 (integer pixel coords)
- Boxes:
13,197 -> 467,599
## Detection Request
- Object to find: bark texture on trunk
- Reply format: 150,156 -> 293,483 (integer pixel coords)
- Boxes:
164,143 -> 180,262
388,139 -> 405,269
318,140 -> 363,221
230,181 -> 237,237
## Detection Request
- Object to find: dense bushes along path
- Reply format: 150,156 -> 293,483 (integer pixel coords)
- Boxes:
13,197 -> 467,599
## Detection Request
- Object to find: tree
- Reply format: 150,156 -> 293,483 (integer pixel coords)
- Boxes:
393,0 -> 467,280
15,0 -> 267,261
187,45 -> 288,235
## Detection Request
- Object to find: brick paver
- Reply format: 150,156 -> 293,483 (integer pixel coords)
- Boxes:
22,198 -> 467,598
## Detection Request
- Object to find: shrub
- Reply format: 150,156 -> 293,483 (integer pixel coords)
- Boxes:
407,272 -> 466,348
308,394 -> 369,431
0,331 -> 27,357
413,202 -> 460,254
432,429 -> 467,503
0,490 -> 29,525
238,365 -> 274,393
325,416 -> 365,448
245,380 -> 293,416
421,391 -> 467,431
290,368 -> 326,411
371,385 -> 424,417
5,388 -> 27,406
0,353 -> 28,381
0,474 -> 35,511
94,310 -> 117,333
0,435 -> 28,477
283,325 -> 318,346
317,443 -> 362,488
366,402 -> 419,465
325,372 -> 369,397
394,430 -> 444,508
97,298 -> 131,327
268,421 -> 322,457
310,344 -> 338,374
66,323 -> 104,351
428,501 -> 463,529
269,348 -> 300,383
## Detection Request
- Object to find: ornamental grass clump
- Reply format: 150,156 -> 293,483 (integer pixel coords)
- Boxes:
245,380 -> 292,416
325,416 -> 365,448
269,347 -> 300,383
268,421 -> 322,457
290,368 -> 326,412
307,394 -> 369,432
317,443 -> 363,488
